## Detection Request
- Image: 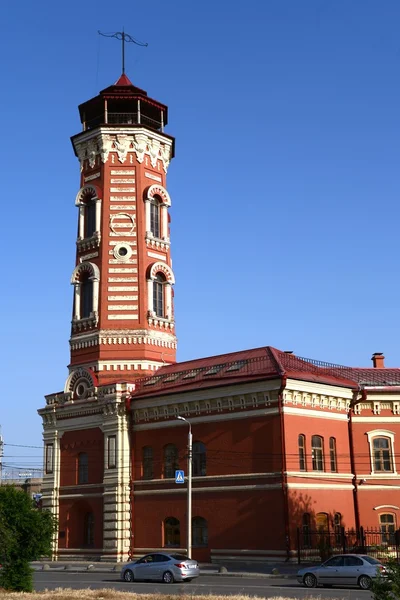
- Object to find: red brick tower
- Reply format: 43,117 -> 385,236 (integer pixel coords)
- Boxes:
67,74 -> 177,393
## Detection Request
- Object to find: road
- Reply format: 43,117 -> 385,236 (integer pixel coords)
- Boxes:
34,571 -> 373,600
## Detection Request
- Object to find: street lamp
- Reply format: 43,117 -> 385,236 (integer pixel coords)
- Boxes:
177,415 -> 192,558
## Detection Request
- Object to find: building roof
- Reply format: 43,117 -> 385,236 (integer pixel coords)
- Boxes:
131,346 -> 375,399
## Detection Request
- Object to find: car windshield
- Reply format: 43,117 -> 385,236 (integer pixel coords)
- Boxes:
362,556 -> 381,565
171,554 -> 188,560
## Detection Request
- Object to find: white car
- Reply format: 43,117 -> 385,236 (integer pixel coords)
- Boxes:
121,552 -> 200,583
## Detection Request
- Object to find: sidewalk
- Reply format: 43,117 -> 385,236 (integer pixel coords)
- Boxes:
32,560 -> 303,579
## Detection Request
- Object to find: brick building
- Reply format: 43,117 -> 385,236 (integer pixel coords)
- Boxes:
39,72 -> 400,562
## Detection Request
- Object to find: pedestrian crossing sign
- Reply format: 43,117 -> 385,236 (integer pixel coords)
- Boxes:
175,470 -> 185,484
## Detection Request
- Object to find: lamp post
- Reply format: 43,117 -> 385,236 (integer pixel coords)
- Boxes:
177,415 -> 192,558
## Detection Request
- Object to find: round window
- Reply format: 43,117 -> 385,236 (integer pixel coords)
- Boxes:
76,383 -> 86,398
113,243 -> 132,261
118,247 -> 128,257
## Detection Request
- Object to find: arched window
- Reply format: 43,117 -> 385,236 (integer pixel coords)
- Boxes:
163,444 -> 179,479
84,512 -> 94,547
80,272 -> 93,319
142,446 -> 153,480
193,441 -> 206,476
78,452 -> 88,484
150,196 -> 161,238
311,435 -> 324,471
329,437 -> 337,472
153,273 -> 166,317
373,437 -> 393,472
380,513 -> 396,545
333,512 -> 342,545
298,434 -> 306,471
164,517 -> 180,547
316,512 -> 329,532
302,513 -> 311,548
84,197 -> 96,238
192,517 -> 208,547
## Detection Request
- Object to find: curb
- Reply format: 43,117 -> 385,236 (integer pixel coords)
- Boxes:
34,565 -> 298,579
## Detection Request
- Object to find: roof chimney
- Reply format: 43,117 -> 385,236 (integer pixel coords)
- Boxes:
372,353 -> 385,369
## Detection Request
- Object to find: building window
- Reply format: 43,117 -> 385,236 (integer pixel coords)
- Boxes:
329,437 -> 337,472
164,517 -> 180,547
333,512 -> 342,545
84,512 -> 94,547
143,446 -> 153,480
45,444 -> 54,474
380,514 -> 396,545
107,436 -> 116,469
80,273 -> 93,319
84,198 -> 96,238
316,512 -> 329,532
373,437 -> 393,472
311,435 -> 324,471
192,517 -> 208,547
298,434 -> 306,471
78,452 -> 88,484
193,441 -> 206,476
302,513 -> 311,548
150,196 -> 161,238
163,444 -> 179,479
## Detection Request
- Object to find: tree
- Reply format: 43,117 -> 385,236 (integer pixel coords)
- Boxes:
0,485 -> 57,592
371,558 -> 400,600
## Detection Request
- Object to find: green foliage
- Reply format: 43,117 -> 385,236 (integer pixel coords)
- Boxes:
371,558 -> 400,600
0,485 -> 57,592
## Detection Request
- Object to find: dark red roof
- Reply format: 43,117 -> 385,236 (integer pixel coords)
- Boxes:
131,347 -> 365,399
115,73 -> 134,86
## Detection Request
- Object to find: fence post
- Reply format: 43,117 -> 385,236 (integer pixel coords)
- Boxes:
297,528 -> 301,565
360,526 -> 365,553
341,527 -> 346,554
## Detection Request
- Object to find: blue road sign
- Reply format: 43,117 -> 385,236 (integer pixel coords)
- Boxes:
175,470 -> 185,484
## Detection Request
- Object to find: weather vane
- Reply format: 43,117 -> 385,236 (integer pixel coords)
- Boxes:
98,30 -> 148,75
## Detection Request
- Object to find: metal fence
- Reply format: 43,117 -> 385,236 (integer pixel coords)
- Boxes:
297,527 -> 400,563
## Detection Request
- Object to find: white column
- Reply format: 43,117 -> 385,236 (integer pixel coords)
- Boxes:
92,277 -> 100,315
79,205 -> 85,239
165,283 -> 172,319
42,430 -> 62,560
95,200 -> 102,233
144,200 -> 151,234
147,279 -> 153,314
137,99 -> 141,124
161,205 -> 168,239
74,283 -> 81,320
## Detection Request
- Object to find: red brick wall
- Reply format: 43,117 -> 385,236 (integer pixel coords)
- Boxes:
60,428 -> 104,487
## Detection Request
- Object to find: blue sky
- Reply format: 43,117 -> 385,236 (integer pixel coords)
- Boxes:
1,0 -> 400,473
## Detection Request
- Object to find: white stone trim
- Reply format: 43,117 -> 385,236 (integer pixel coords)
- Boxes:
71,262 -> 100,321
135,472 -> 281,485
354,417 -> 400,422
359,485 -> 400,490
282,406 -> 348,420
374,505 -> 400,510
134,483 -> 282,495
286,471 -> 354,480
286,483 -> 354,490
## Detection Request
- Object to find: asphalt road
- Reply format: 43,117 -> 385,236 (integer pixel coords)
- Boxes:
34,571 -> 373,599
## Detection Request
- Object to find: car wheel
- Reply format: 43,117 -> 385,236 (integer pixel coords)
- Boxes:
162,570 -> 174,584
303,573 -> 317,588
123,569 -> 134,583
358,575 -> 372,590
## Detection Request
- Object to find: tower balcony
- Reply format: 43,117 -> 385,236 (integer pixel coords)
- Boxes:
85,111 -> 164,133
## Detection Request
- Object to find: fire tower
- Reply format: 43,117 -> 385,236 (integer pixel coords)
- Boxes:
69,73 -> 177,391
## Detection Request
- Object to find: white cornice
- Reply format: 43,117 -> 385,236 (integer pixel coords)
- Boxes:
134,472 -> 281,486
134,483 -> 282,495
133,407 -> 279,430
286,378 -> 353,398
286,483 -> 354,490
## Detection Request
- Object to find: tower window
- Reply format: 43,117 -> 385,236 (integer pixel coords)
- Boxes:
163,444 -> 178,478
373,437 -> 393,472
193,441 -> 207,476
142,446 -> 153,480
80,273 -> 93,319
153,273 -> 166,317
329,437 -> 337,472
84,198 -> 96,238
150,196 -> 161,238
